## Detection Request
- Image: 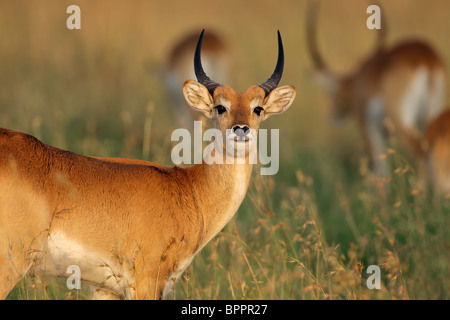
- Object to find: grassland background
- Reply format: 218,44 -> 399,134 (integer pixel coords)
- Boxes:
1,0 -> 449,299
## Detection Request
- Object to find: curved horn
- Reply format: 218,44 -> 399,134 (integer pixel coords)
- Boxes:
194,29 -> 221,95
373,1 -> 387,52
306,0 -> 329,72
258,30 -> 284,95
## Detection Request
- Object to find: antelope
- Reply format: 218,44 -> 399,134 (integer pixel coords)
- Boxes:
162,30 -> 230,128
424,108 -> 450,197
306,1 -> 446,178
0,30 -> 296,300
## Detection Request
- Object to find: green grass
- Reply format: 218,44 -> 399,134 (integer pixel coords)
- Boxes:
2,0 -> 450,300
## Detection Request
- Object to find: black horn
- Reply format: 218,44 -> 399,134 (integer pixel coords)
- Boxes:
194,29 -> 221,95
306,0 -> 329,72
258,30 -> 284,95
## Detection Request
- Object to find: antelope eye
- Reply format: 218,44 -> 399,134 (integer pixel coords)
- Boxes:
215,105 -> 227,115
253,106 -> 264,116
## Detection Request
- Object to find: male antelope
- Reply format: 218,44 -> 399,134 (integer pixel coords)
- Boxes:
0,30 -> 295,299
424,108 -> 450,197
306,1 -> 446,177
163,30 -> 230,128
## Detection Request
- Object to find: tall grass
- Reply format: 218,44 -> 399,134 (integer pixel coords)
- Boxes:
1,0 -> 449,299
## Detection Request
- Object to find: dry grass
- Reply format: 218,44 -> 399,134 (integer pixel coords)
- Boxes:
1,0 -> 449,299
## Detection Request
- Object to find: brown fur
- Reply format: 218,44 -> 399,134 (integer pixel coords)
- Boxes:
360,41 -> 444,169
307,2 -> 446,177
316,40 -> 446,177
0,81 -> 295,299
425,108 -> 450,196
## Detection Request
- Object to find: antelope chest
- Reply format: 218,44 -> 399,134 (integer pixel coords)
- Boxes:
208,165 -> 249,243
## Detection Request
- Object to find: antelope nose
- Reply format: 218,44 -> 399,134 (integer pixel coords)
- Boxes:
233,125 -> 250,137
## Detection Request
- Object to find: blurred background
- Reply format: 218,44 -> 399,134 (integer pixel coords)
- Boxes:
1,0 -> 449,299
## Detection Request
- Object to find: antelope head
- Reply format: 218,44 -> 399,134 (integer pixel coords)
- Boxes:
183,30 -> 296,159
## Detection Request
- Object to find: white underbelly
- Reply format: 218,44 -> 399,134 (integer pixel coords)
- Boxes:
399,68 -> 445,132
42,231 -> 131,295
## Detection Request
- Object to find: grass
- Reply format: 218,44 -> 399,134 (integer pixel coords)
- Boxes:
1,0 -> 450,300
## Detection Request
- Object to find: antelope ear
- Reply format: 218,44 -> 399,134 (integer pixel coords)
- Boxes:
262,85 -> 296,120
182,80 -> 214,118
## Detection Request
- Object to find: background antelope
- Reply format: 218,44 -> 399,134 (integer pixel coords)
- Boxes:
1,0 -> 448,301
162,30 -> 231,128
0,30 -> 295,300
424,108 -> 450,197
306,0 -> 446,178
